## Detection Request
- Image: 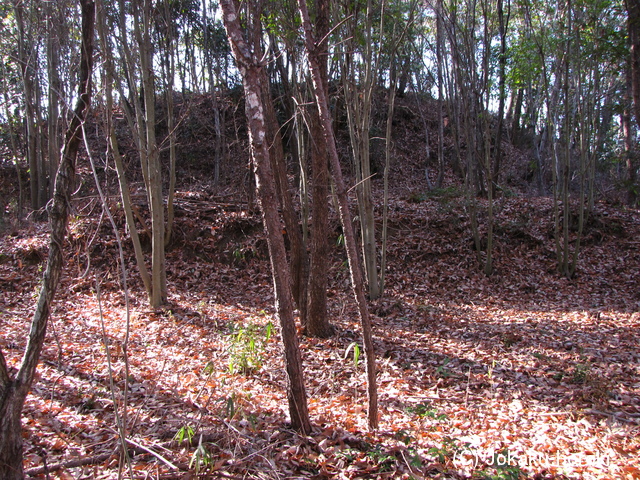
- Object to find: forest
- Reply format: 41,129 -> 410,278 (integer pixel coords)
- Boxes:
0,0 -> 639,478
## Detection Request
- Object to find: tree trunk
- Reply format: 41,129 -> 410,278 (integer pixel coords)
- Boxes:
435,0 -> 445,188
626,0 -> 640,204
306,104 -> 333,337
97,1 -> 153,299
162,1 -> 178,248
624,64 -> 638,206
341,0 -> 381,300
221,0 -> 311,434
0,2 -> 94,477
627,0 -> 640,129
298,0 -> 378,430
494,0 -> 509,187
14,1 -> 40,211
511,88 -> 523,146
260,68 -> 309,327
47,0 -> 62,200
305,0 -> 332,338
138,0 -> 167,307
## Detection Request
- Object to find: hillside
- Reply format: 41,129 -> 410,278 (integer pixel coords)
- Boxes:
0,92 -> 639,479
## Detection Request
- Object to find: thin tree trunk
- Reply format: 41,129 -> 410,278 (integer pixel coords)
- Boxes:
627,0 -> 640,129
0,68 -> 24,221
260,69 -> 309,326
626,0 -> 640,204
341,0 -> 381,300
163,1 -> 177,248
493,0 -> 509,187
36,74 -> 48,209
435,0 -> 445,188
14,1 -> 39,211
0,3 -> 94,477
380,65 -> 396,295
298,0 -> 378,430
561,0 -> 572,278
221,0 -> 311,434
624,64 -> 638,206
97,1 -> 153,299
47,0 -> 61,199
305,0 -> 332,338
130,0 -> 167,307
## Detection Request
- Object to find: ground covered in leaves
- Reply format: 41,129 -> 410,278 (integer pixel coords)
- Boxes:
1,180 -> 639,480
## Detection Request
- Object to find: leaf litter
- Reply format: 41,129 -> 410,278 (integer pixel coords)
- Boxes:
0,188 -> 639,479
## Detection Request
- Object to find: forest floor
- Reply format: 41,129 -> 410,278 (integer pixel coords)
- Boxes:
1,175 -> 639,479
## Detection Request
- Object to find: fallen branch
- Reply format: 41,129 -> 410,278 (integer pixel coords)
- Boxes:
25,451 -> 115,477
586,409 -> 640,425
125,437 -> 180,470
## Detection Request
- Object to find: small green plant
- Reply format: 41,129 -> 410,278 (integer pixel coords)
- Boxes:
202,360 -> 215,375
365,446 -> 395,470
436,357 -> 453,378
227,321 -> 274,374
174,424 -> 195,444
532,351 -> 551,361
406,447 -> 424,469
225,393 -> 236,419
428,437 -> 458,463
189,435 -> 212,474
571,362 -> 591,384
233,248 -> 245,262
336,233 -> 345,247
407,402 -> 448,421
425,186 -> 462,200
344,342 -> 361,368
408,191 -> 427,203
197,300 -> 207,314
476,449 -> 524,480
393,429 -> 414,445
335,447 -> 358,462
265,320 -> 274,341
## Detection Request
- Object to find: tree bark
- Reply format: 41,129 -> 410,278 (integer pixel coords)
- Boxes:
46,0 -> 62,200
0,2 -> 94,477
306,104 -> 333,337
221,0 -> 311,434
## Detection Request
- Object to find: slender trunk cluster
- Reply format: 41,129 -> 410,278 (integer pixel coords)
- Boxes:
0,2 -> 95,477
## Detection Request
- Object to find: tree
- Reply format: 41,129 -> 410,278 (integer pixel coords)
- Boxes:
298,0 -> 378,430
0,2 -> 95,477
220,0 -> 311,434
339,0 -> 383,299
304,0 -> 333,337
626,0 -> 640,204
97,0 -> 152,300
103,0 -> 168,308
13,0 -> 42,211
